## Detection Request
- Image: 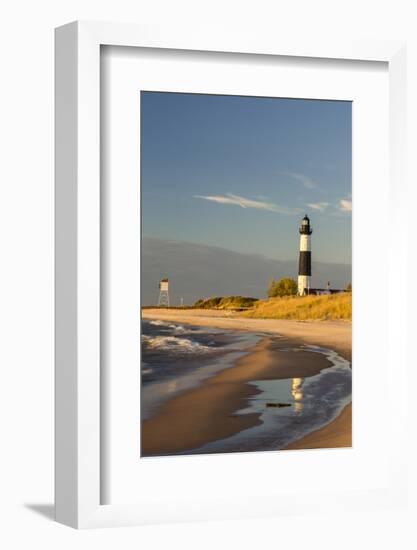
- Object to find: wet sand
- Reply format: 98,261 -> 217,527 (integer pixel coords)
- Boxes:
285,403 -> 352,450
142,331 -> 344,456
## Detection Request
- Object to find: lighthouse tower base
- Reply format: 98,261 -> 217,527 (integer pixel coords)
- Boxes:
298,275 -> 310,296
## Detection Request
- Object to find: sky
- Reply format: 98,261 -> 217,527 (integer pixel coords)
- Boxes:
141,92 -> 351,265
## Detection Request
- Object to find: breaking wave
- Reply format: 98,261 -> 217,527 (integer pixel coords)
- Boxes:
142,334 -> 212,354
148,320 -> 187,334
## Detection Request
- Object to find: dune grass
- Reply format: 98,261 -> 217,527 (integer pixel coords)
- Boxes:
241,293 -> 351,321
193,296 -> 258,310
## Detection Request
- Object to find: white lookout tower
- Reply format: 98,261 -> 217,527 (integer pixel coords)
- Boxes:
158,278 -> 170,307
298,215 -> 312,296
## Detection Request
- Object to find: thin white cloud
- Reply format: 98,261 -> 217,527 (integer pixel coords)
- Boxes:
339,199 -> 352,212
307,202 -> 329,212
287,172 -> 318,189
194,193 -> 301,215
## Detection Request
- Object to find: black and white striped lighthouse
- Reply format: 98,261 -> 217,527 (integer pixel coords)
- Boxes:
298,215 -> 313,296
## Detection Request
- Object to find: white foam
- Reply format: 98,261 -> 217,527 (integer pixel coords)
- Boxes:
142,334 -> 212,354
148,319 -> 167,326
148,320 -> 203,335
142,367 -> 154,374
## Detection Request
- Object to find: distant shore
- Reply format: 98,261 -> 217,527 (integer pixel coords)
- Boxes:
141,309 -> 352,454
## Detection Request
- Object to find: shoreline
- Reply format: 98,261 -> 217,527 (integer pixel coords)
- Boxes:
141,310 -> 352,455
142,308 -> 352,362
284,403 -> 352,450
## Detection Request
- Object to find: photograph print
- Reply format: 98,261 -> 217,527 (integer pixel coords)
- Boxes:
140,91 -> 352,457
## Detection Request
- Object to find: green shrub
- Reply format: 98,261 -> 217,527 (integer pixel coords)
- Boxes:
268,277 -> 298,297
193,295 -> 258,310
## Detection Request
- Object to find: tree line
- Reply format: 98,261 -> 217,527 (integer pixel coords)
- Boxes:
268,277 -> 352,297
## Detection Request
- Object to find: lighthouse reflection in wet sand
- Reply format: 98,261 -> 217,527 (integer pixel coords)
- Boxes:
298,215 -> 313,296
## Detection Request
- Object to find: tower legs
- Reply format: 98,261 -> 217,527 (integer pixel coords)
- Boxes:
157,289 -> 170,306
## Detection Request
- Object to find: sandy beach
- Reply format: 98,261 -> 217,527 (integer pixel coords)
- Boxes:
141,309 -> 352,455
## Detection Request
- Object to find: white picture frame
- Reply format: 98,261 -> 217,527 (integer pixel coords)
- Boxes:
55,21 -> 407,529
